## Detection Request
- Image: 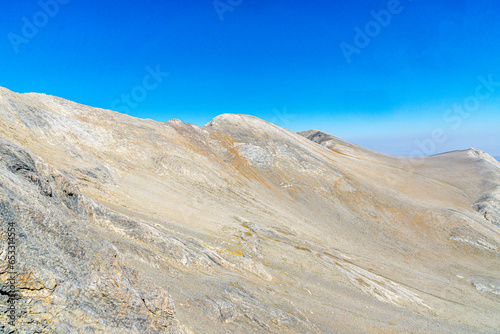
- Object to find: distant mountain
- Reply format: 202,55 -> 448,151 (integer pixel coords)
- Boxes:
1,87 -> 499,333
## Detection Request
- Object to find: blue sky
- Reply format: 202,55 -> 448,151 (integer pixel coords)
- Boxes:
1,0 -> 499,157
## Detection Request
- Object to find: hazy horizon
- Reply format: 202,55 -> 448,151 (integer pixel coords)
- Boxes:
2,0 -> 499,157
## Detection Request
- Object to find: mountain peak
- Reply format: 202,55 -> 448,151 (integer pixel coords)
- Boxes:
1,90 -> 499,333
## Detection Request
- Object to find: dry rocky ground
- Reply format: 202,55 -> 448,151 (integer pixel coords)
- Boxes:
0,86 -> 499,333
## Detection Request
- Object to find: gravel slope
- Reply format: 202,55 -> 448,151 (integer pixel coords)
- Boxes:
0,87 -> 499,333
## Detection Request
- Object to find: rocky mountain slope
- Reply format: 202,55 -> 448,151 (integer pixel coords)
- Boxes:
0,86 -> 499,333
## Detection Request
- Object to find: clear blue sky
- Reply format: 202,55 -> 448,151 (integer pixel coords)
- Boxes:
1,0 -> 499,158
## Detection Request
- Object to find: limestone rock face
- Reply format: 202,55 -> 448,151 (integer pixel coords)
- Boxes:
0,87 -> 499,333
